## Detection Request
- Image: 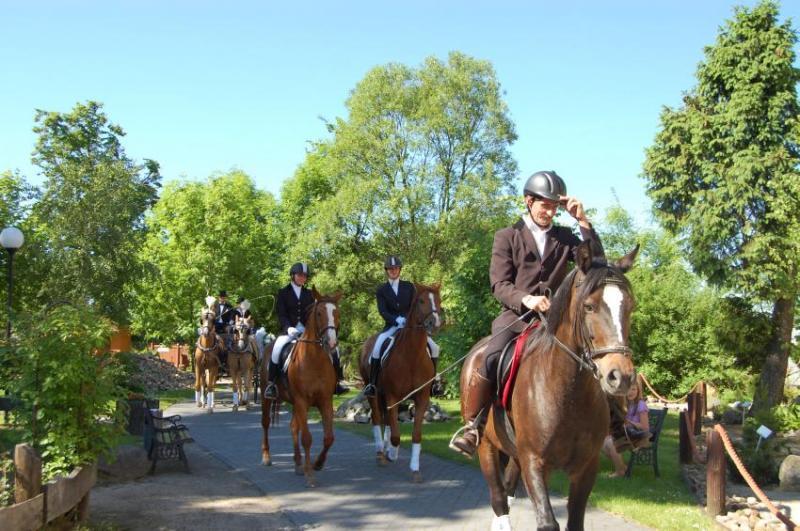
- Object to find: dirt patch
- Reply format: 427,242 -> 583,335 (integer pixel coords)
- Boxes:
90,444 -> 296,530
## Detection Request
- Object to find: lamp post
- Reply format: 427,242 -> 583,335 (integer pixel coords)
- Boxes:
0,227 -> 24,339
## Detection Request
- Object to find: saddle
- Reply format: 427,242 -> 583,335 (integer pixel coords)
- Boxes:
379,329 -> 432,367
496,321 -> 540,411
279,340 -> 297,374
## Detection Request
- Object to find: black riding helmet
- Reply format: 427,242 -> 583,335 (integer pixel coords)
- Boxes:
289,262 -> 310,277
523,171 -> 567,202
384,256 -> 403,269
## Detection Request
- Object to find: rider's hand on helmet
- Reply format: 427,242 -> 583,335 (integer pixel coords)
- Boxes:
522,295 -> 550,312
559,195 -> 588,225
395,316 -> 406,328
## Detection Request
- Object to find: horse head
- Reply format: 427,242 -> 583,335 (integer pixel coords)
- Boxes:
309,287 -> 343,354
410,283 -> 442,334
234,316 -> 253,351
199,307 -> 216,337
547,239 -> 639,396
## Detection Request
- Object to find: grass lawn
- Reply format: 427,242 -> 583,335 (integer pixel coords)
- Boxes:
157,388 -> 195,410
332,391 -> 712,531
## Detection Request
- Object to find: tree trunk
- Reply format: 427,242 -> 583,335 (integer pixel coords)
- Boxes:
754,296 -> 796,412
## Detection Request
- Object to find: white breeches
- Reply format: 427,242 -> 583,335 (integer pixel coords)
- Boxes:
271,333 -> 296,364
370,327 -> 439,360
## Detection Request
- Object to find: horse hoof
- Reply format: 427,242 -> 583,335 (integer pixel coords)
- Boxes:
313,462 -> 324,471
208,408 -> 214,414
233,405 -> 238,412
376,453 -> 388,466
262,458 -> 272,466
411,471 -> 422,483
294,466 -> 304,476
306,478 -> 317,488
196,402 -> 202,408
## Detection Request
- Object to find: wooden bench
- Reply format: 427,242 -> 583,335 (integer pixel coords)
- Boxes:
143,408 -> 193,474
624,406 -> 668,478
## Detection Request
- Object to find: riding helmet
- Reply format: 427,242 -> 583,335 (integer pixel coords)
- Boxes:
384,256 -> 403,269
289,262 -> 310,277
237,296 -> 245,304
523,171 -> 567,202
218,290 -> 228,297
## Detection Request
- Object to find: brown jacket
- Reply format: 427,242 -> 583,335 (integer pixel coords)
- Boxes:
490,217 -> 596,333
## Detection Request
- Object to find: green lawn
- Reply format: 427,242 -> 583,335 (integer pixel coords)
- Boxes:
333,392 -> 712,531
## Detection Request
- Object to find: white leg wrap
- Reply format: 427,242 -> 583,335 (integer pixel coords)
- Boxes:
243,391 -> 248,402
233,392 -> 239,406
208,392 -> 215,409
373,425 -> 383,453
491,514 -> 512,531
383,426 -> 391,451
507,495 -> 515,508
195,390 -> 202,404
410,442 -> 421,472
387,444 -> 399,461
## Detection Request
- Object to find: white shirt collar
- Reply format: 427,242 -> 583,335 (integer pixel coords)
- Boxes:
291,282 -> 302,298
389,278 -> 400,295
523,214 -> 551,257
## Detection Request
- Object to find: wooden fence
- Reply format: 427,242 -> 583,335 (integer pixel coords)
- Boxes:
0,443 -> 95,530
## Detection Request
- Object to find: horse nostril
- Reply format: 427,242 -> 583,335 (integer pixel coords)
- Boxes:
607,369 -> 621,387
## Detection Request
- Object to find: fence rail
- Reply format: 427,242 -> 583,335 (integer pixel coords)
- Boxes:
0,443 -> 95,531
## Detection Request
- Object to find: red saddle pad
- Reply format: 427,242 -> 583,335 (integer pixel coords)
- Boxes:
501,321 -> 540,410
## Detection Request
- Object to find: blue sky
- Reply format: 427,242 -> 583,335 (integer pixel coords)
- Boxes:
2,1 -> 798,226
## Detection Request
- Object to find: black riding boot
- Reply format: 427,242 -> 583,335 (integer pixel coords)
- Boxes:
431,357 -> 445,397
332,349 -> 349,395
363,358 -> 381,397
265,361 -> 279,399
449,368 -> 492,458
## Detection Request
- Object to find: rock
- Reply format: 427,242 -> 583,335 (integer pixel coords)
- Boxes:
335,395 -> 370,420
779,455 -> 800,491
97,444 -> 150,483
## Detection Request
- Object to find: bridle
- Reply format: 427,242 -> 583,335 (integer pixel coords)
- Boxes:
230,319 -> 253,354
296,300 -> 339,355
406,290 -> 441,334
539,273 -> 633,380
196,310 -> 220,353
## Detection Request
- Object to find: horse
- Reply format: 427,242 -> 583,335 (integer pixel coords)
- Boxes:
359,283 -> 442,483
195,307 -> 222,413
259,287 -> 342,487
229,315 -> 257,412
461,240 -> 638,531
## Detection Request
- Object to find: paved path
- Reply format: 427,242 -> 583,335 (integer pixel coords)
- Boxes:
171,387 -> 649,530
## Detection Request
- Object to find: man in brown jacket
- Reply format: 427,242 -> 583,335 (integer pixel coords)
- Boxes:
450,170 -> 597,457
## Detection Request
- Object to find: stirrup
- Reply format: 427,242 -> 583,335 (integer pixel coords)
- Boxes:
449,424 -> 480,458
265,382 -> 278,399
335,382 -> 349,395
363,383 -> 377,397
431,379 -> 445,397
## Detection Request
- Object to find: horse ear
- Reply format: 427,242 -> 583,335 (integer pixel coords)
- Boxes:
311,286 -> 321,300
615,244 -> 640,273
576,241 -> 593,273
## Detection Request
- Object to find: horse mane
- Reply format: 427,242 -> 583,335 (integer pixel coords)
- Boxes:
525,261 -> 633,357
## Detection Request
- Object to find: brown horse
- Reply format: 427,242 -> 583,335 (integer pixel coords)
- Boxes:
259,288 -> 342,487
229,316 -> 257,412
359,283 -> 442,483
461,241 -> 638,531
195,307 -> 222,413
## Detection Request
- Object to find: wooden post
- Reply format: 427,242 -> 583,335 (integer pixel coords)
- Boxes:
76,491 -> 91,522
699,381 -> 707,419
679,411 -> 693,464
14,443 -> 41,504
706,429 -> 726,517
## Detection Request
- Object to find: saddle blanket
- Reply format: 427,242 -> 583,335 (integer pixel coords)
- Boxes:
499,321 -> 540,410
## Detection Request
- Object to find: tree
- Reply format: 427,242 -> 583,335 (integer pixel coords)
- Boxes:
28,101 -> 161,323
131,171 -> 283,342
279,52 -> 518,377
642,1 -> 800,410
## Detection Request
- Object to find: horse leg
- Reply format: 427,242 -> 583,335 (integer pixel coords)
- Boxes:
478,439 -> 512,530
313,398 -> 335,471
207,365 -> 217,414
518,451 -> 558,531
231,354 -> 240,412
368,395 -> 387,465
194,356 -> 204,408
290,411 -> 303,475
293,402 -> 316,487
409,390 -> 430,482
502,453 -> 521,509
565,454 -> 599,531
385,396 -> 401,463
261,395 -> 272,465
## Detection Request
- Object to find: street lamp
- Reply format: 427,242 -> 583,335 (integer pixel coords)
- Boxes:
0,227 -> 24,339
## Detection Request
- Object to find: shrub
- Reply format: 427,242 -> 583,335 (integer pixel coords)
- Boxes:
3,304 -> 127,479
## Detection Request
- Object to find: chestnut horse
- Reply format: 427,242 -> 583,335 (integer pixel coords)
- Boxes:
359,283 -> 442,483
229,316 -> 257,412
461,241 -> 638,531
195,307 -> 222,413
259,288 -> 342,487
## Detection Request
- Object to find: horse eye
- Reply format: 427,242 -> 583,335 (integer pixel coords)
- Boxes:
584,303 -> 595,313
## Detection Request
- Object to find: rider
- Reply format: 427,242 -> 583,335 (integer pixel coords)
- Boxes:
264,263 -> 349,399
363,256 -> 443,398
449,171 -> 597,458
